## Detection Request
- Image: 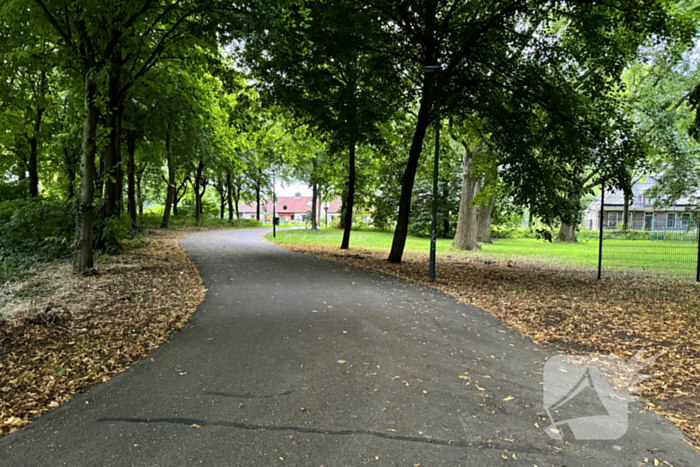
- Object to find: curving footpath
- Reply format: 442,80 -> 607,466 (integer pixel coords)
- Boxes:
0,228 -> 697,466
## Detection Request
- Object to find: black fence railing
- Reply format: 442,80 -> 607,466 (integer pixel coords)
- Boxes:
592,186 -> 700,281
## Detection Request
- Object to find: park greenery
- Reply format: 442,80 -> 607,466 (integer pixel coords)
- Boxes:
3,0 -> 700,279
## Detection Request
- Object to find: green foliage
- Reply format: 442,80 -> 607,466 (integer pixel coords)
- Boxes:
0,179 -> 29,202
490,227 -> 536,239
96,214 -> 131,255
0,257 -> 22,284
0,197 -> 73,268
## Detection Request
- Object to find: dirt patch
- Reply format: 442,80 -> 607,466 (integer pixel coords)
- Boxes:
0,229 -> 205,437
277,242 -> 700,449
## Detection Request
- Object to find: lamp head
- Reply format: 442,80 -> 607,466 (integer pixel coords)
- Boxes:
422,65 -> 442,74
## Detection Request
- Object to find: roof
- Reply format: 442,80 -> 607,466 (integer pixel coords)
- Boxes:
238,196 -> 341,214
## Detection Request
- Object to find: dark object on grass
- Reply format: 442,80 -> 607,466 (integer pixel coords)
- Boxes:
535,228 -> 553,243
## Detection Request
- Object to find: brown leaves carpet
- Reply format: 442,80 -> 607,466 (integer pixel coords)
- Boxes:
278,242 -> 700,450
0,230 -> 205,437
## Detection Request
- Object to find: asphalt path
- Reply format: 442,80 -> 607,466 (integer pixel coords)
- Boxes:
0,227 -> 697,466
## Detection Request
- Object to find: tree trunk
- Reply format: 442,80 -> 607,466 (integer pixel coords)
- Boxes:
160,131 -> 174,229
442,183 -> 450,237
255,174 -> 261,222
318,187 -> 323,227
28,73 -> 45,198
234,190 -> 240,220
555,223 -> 578,243
74,74 -> 99,274
388,91 -> 432,263
311,183 -> 318,230
28,136 -> 39,197
341,144 -> 356,249
528,209 -> 534,232
137,173 -> 143,216
194,160 -> 204,225
453,144 -> 481,251
622,191 -> 631,230
226,173 -> 234,222
126,131 -> 138,227
218,181 -> 226,219
477,193 -> 495,244
103,74 -> 124,218
339,182 -> 348,230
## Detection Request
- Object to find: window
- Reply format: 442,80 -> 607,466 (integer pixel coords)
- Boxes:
681,212 -> 692,228
667,213 -> 676,228
644,212 -> 653,230
607,212 -> 618,228
645,196 -> 655,206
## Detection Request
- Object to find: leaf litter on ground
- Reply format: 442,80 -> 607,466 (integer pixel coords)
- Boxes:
0,229 -> 206,437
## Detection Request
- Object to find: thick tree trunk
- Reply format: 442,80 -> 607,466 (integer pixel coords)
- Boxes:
388,92 -> 432,263
453,144 -> 481,251
126,131 -> 137,227
311,183 -> 318,230
477,193 -> 495,244
341,144 -> 356,249
226,173 -> 234,222
555,223 -> 578,243
160,131 -> 174,229
74,75 -> 99,274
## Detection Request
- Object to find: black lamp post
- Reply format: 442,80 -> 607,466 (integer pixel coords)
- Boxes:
272,168 -> 277,238
423,64 -> 442,282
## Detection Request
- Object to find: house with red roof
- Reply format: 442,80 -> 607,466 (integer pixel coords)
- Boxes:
237,192 -> 342,225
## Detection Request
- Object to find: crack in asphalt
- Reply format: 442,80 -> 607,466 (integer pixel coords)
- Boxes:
97,417 -> 543,453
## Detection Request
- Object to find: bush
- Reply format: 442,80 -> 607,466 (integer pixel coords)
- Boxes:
490,227 -> 536,239
92,199 -> 131,254
0,197 -> 74,268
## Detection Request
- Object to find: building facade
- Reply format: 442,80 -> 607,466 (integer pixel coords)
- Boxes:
237,193 -> 342,225
584,176 -> 698,231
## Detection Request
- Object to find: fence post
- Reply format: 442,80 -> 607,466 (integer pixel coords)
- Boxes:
696,220 -> 700,282
598,182 -> 605,280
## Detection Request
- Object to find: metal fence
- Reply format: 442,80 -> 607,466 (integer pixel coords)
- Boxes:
591,185 -> 700,281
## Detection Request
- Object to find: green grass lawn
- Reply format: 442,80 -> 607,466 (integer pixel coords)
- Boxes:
268,229 -> 699,277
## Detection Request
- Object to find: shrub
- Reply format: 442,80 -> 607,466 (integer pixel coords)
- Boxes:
92,199 -> 131,254
0,197 -> 73,268
490,227 -> 536,239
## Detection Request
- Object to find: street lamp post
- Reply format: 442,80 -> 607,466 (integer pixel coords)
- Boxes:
424,64 -> 442,282
272,168 -> 277,238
